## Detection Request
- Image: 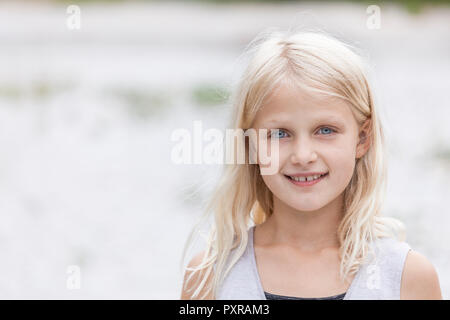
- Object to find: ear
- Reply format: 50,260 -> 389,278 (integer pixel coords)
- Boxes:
356,119 -> 372,159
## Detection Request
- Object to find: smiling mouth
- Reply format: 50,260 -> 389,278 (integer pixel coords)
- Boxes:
284,172 -> 329,182
284,172 -> 329,186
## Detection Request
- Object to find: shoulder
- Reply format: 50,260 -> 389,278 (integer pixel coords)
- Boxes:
180,250 -> 215,300
400,250 -> 442,299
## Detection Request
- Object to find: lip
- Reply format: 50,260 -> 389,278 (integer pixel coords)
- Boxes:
284,172 -> 328,187
285,172 -> 328,177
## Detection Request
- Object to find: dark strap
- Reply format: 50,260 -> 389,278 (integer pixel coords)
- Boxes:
264,291 -> 346,300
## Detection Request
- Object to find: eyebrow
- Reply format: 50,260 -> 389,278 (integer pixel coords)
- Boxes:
261,116 -> 346,127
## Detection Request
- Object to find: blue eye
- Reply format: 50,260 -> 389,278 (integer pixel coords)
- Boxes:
317,127 -> 335,135
270,129 -> 288,139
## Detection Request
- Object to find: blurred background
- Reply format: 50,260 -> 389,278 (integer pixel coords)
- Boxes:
0,0 -> 449,299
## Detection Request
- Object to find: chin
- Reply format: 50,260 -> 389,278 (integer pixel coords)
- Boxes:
290,203 -> 326,213
278,196 -> 328,213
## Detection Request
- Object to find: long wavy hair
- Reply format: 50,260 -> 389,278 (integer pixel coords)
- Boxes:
180,29 -> 406,299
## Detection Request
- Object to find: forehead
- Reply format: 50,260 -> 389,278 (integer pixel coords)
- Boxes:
253,84 -> 355,125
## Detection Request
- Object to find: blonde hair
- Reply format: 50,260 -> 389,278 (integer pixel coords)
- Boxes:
180,29 -> 406,299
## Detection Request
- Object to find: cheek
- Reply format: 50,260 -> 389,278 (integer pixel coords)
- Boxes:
257,141 -> 289,172
326,144 -> 357,182
260,172 -> 285,198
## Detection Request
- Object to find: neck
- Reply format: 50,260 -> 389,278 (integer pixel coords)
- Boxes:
259,193 -> 345,252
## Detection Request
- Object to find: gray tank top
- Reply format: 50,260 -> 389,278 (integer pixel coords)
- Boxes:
216,225 -> 411,300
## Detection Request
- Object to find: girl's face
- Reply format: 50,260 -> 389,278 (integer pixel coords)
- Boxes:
252,84 -> 370,212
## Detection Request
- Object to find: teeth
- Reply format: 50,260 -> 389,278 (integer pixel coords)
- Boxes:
290,174 -> 325,182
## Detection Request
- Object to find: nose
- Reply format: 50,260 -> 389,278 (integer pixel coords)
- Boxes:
290,136 -> 318,165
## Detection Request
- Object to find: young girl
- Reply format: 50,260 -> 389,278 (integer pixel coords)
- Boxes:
180,30 -> 442,300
